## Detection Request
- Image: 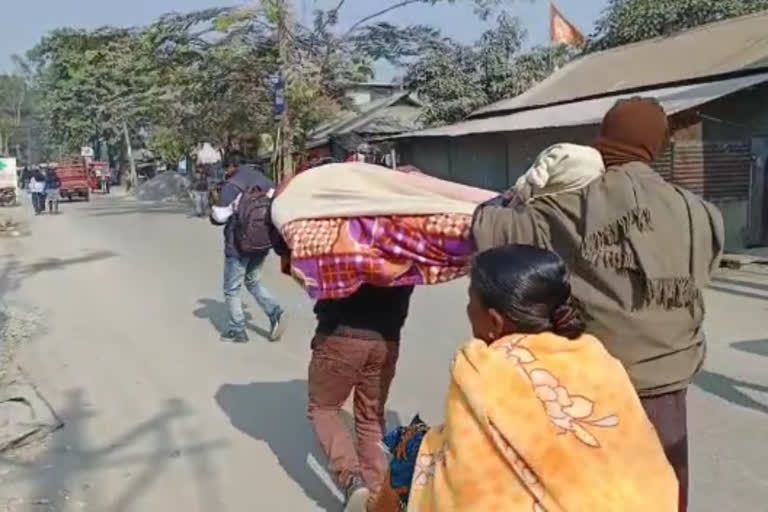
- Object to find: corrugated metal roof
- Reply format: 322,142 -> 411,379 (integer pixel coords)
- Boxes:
355,105 -> 424,135
308,92 -> 422,148
473,10 -> 768,117
393,72 -> 768,139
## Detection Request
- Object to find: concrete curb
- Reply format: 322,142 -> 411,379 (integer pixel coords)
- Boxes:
720,253 -> 768,269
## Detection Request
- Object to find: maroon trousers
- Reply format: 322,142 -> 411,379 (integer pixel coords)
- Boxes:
307,335 -> 399,489
641,389 -> 688,512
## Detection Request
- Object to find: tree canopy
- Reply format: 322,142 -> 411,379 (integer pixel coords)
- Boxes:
0,74 -> 27,156
407,0 -> 768,126
588,0 -> 768,51
9,0 -> 517,177
4,0 -> 767,169
405,13 -> 574,125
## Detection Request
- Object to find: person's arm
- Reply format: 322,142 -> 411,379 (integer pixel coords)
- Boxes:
703,199 -> 725,276
471,201 -> 544,252
210,182 -> 240,225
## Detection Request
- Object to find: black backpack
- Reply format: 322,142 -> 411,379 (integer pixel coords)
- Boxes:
235,185 -> 272,254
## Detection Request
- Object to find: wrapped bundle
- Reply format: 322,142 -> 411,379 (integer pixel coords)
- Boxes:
271,163 -> 496,299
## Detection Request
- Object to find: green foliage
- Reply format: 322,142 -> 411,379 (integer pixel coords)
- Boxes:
410,0 -> 763,127
0,74 -> 26,155
589,0 -> 768,51
406,42 -> 487,125
150,126 -> 189,168
21,0 -> 519,165
406,13 -> 575,126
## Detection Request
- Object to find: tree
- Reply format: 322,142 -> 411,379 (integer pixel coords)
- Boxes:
405,13 -> 575,126
589,0 -> 768,51
25,1 -> 522,178
0,74 -> 27,157
27,11 -> 232,184
405,42 -> 486,125
215,0 -> 517,176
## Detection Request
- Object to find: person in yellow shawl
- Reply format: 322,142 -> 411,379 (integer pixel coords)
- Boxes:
376,244 -> 678,512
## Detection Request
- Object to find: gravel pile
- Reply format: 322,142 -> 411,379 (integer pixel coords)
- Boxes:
0,305 -> 42,385
0,305 -> 60,455
137,172 -> 191,203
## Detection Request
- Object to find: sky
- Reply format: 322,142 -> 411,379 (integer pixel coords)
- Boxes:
0,0 -> 609,77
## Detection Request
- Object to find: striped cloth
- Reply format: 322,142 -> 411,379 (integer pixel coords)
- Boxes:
272,163 -> 496,300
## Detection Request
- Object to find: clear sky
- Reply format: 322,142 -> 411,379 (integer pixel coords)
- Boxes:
1,0 -> 609,77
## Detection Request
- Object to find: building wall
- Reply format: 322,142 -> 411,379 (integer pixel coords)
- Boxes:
713,198 -> 750,250
399,134 -> 508,189
345,85 -> 400,107
699,83 -> 768,140
398,138 -> 453,180
398,126 -> 597,191
679,84 -> 768,249
504,126 -> 598,186
397,86 -> 768,250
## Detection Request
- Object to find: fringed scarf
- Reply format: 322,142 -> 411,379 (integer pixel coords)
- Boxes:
581,162 -> 722,310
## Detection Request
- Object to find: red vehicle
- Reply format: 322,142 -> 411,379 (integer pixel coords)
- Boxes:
89,161 -> 111,193
55,158 -> 91,202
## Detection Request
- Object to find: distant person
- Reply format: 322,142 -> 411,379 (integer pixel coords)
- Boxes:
28,168 -> 46,215
20,166 -> 29,190
210,152 -> 286,343
191,167 -> 210,217
45,169 -> 61,214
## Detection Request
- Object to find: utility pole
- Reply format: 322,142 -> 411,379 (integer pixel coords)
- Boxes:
275,0 -> 293,182
123,121 -> 138,191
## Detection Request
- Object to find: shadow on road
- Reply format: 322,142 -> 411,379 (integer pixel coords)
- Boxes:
215,380 -> 401,511
731,339 -> 768,357
693,370 -> 768,415
713,277 -> 768,293
193,298 -> 270,339
215,380 -> 340,510
20,250 -> 117,275
0,256 -> 22,300
85,203 -> 189,218
1,250 -> 116,303
0,389 -> 226,511
707,285 -> 767,301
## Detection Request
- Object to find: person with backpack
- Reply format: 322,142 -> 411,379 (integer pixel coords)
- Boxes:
210,152 -> 287,343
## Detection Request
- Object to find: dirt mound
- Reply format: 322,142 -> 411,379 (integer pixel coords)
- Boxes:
137,172 -> 191,203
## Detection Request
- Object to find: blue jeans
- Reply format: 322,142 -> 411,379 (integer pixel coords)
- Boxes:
223,252 -> 281,332
191,191 -> 208,217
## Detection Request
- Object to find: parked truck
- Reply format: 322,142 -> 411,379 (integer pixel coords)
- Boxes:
55,158 -> 91,202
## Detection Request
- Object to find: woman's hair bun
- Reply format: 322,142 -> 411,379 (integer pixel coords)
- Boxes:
551,298 -> 586,340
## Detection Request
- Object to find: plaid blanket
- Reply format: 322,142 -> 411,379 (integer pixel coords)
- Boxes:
282,214 -> 475,300
273,163 -> 495,300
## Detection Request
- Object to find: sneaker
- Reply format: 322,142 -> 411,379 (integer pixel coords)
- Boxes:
344,475 -> 370,512
221,329 -> 249,343
268,309 -> 287,342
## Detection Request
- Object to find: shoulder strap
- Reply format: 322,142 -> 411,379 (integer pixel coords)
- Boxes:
228,172 -> 245,193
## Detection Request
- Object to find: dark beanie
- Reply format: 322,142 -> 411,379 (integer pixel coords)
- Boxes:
593,97 -> 670,168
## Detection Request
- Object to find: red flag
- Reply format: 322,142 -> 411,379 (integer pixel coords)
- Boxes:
550,3 -> 585,46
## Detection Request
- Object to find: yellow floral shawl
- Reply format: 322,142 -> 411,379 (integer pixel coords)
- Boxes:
407,333 -> 678,512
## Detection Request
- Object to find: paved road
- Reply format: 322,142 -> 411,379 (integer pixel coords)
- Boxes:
1,192 -> 767,511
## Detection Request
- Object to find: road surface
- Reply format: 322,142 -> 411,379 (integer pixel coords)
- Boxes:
1,191 -> 767,511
